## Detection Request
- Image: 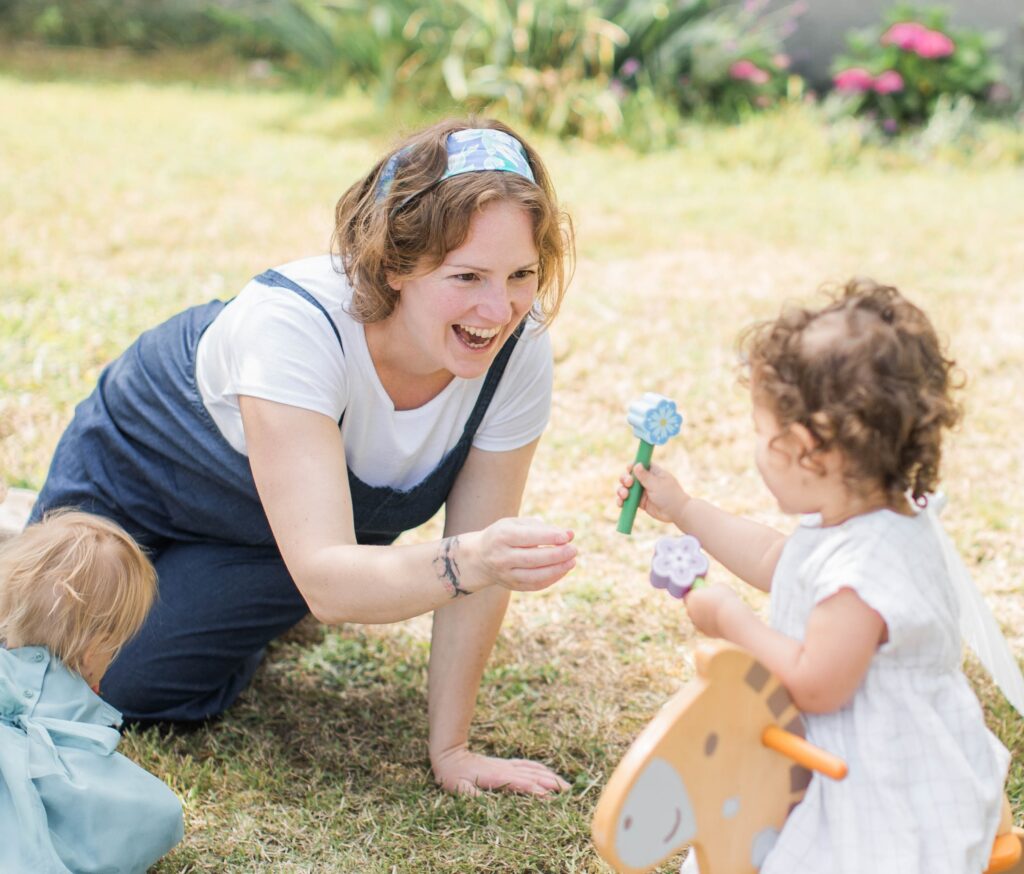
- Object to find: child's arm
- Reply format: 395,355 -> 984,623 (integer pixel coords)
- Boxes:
685,584 -> 886,714
619,463 -> 785,591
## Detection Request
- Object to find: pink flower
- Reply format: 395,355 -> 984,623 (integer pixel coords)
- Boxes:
730,60 -> 770,85
620,57 -> 641,77
881,22 -> 955,58
914,29 -> 955,59
773,53 -> 791,70
881,21 -> 928,51
873,70 -> 904,94
833,67 -> 875,93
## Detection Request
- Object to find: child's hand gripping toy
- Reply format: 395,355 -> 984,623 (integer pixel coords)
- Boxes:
591,642 -> 849,874
618,393 -> 683,535
650,534 -> 709,599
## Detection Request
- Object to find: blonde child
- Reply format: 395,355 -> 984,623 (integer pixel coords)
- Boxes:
618,279 -> 1011,873
0,510 -> 184,873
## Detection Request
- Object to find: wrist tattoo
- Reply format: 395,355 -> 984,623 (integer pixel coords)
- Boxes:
434,536 -> 469,598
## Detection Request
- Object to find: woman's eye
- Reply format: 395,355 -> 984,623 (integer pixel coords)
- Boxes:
511,269 -> 536,280
453,273 -> 478,282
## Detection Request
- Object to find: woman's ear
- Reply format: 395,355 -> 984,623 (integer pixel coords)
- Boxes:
386,272 -> 403,292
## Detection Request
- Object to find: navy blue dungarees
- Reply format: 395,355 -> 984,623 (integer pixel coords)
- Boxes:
30,269 -> 521,721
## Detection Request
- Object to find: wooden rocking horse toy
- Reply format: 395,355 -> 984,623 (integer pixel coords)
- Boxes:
591,641 -> 1023,874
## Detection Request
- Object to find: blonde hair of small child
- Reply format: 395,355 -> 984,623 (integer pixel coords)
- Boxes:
0,510 -> 156,675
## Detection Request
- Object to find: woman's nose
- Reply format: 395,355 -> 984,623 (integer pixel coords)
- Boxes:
479,281 -> 513,322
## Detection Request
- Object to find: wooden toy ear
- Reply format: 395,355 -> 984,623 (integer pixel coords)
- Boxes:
693,640 -> 729,678
695,641 -> 751,685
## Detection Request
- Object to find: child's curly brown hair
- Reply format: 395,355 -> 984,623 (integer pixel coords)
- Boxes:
740,278 -> 963,504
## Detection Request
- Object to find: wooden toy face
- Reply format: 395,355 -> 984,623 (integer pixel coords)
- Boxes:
592,644 -> 813,874
614,756 -> 697,869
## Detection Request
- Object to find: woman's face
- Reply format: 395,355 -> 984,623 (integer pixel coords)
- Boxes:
386,199 -> 539,380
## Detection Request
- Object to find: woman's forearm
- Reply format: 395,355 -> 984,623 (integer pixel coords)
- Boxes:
296,534 -> 487,625
427,585 -> 510,759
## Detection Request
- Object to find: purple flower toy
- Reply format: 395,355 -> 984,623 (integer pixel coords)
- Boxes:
650,534 -> 709,599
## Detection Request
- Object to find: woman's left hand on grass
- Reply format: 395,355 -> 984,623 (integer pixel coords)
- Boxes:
431,745 -> 570,797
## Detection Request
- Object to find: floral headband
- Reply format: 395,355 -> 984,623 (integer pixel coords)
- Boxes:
376,128 -> 536,212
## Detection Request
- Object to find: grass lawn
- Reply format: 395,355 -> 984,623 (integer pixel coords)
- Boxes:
2,47 -> 1024,873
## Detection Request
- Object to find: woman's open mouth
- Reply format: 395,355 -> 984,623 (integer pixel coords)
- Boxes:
453,323 -> 502,350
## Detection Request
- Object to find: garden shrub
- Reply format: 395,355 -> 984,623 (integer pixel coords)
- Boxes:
606,0 -> 805,122
830,3 -> 1007,131
216,0 -> 807,146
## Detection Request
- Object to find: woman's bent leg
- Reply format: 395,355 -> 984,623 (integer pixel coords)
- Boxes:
100,541 -> 309,722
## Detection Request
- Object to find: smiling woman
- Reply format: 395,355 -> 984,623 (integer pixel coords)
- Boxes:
28,117 -> 579,798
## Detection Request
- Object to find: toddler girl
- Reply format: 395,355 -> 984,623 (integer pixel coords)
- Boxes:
618,278 -> 1011,873
0,510 -> 184,873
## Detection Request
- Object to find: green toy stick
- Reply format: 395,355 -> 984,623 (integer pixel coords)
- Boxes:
617,393 -> 683,535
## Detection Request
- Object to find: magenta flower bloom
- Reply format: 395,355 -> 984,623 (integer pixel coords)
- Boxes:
730,60 -> 770,85
914,29 -> 955,59
873,70 -> 904,94
833,67 -> 875,93
620,57 -> 641,77
881,21 -> 928,51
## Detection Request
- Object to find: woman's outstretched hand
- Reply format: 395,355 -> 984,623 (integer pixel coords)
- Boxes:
467,518 -> 576,593
432,745 -> 570,797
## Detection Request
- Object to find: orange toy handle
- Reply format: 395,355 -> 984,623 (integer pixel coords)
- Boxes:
762,725 -> 848,780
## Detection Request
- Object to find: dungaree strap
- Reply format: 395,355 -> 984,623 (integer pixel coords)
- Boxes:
253,268 -> 524,445
254,269 -> 343,349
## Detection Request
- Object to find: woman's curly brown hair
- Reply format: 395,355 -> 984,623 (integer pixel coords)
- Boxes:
740,278 -> 963,504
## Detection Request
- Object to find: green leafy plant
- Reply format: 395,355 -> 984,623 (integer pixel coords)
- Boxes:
436,0 -> 628,140
605,0 -> 805,120
831,4 -> 1006,131
2,0 -> 238,51
214,0 -> 628,136
0,0 -> 809,145
209,0 -> 806,142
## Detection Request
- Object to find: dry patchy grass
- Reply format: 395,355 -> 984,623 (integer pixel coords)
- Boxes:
2,55 -> 1024,873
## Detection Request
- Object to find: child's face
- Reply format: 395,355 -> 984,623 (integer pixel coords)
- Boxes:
752,400 -> 821,515
80,638 -> 118,690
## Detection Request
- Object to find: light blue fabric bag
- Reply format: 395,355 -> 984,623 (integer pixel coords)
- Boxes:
0,646 -> 184,873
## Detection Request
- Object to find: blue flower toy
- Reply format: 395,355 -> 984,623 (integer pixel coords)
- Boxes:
617,393 -> 683,535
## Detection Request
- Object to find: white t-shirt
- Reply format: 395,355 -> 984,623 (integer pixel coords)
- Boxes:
194,255 -> 553,490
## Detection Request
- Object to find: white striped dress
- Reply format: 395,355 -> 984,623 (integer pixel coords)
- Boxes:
761,509 -> 1009,874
